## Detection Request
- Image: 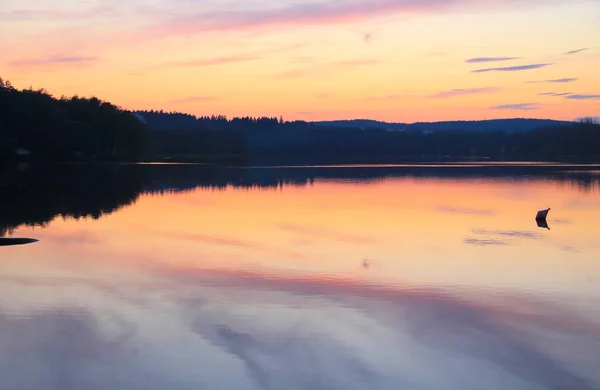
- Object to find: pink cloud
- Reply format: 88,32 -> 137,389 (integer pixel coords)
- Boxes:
1,0 -> 568,57
139,43 -> 304,72
278,58 -> 382,78
149,0 -> 458,37
7,55 -> 100,70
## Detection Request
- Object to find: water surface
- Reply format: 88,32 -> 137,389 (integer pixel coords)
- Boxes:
1,163 -> 599,390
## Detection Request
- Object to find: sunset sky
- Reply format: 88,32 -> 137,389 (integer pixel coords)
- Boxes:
1,0 -> 599,122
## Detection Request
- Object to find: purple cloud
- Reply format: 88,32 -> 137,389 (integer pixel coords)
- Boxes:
527,78 -> 578,84
0,3 -> 120,22
538,92 -> 572,96
464,238 -> 509,246
142,0 -> 568,41
465,57 -> 520,63
363,32 -> 374,44
431,87 -> 500,98
151,1 -> 461,35
564,48 -> 588,55
8,55 -> 99,68
472,64 -> 552,73
491,103 -> 541,111
565,94 -> 600,100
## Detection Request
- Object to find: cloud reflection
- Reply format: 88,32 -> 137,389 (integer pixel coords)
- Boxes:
464,238 -> 509,246
0,308 -> 138,390
436,205 -> 495,216
166,267 -> 600,390
1,266 -> 599,390
276,223 -> 376,244
471,229 -> 542,239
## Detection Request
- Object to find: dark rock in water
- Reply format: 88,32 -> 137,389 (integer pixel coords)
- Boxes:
0,237 -> 39,247
536,219 -> 550,230
536,208 -> 551,220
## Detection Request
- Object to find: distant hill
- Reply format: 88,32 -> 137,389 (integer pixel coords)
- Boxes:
136,112 -> 570,134
312,118 -> 571,133
134,111 -> 600,163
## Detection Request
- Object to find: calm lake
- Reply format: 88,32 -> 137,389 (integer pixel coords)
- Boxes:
1,163 -> 600,390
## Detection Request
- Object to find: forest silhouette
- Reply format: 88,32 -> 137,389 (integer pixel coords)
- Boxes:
1,77 -> 600,164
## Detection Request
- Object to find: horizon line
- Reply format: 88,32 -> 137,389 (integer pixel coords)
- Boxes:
133,111 -> 582,125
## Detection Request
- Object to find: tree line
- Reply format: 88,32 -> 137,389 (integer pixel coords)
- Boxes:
0,78 -> 146,161
1,77 -> 600,163
141,111 -> 600,163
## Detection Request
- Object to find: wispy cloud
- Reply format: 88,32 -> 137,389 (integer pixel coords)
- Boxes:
278,58 -> 382,79
165,55 -> 261,68
465,57 -> 520,63
0,8 -> 101,22
0,9 -> 64,21
431,87 -> 500,98
336,59 -> 382,66
8,55 -> 99,69
539,92 -> 572,96
362,94 -> 404,101
168,96 -> 215,104
144,43 -> 303,71
527,78 -> 578,84
491,103 -> 541,111
128,0 -> 579,46
464,228 -> 542,246
288,56 -> 314,64
156,231 -> 306,259
0,2 -> 123,22
2,1 -> 580,58
146,1 -> 476,37
276,223 -> 375,244
564,48 -> 588,55
424,52 -> 445,58
472,64 -> 552,73
565,94 -> 600,100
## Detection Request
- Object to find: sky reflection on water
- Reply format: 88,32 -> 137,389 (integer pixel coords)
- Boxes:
1,165 -> 599,390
